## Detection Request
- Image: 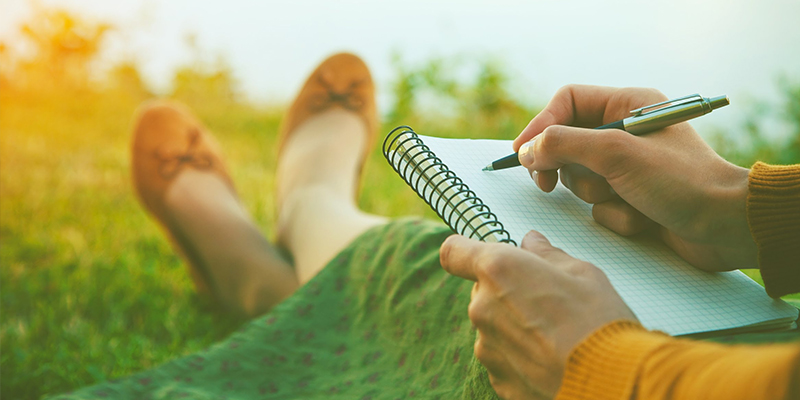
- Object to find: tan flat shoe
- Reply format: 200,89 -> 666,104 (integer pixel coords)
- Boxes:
278,52 -> 378,191
131,100 -> 236,298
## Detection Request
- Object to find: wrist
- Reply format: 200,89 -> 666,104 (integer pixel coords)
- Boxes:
705,163 -> 757,268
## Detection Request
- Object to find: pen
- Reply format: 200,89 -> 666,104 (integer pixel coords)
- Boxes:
482,94 -> 730,171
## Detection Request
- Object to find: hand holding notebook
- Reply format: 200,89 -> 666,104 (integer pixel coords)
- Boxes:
382,85 -> 798,336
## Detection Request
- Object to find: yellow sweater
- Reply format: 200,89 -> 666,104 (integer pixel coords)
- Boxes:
556,163 -> 800,400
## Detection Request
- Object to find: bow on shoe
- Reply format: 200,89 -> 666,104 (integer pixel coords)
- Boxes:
310,75 -> 365,112
154,128 -> 214,179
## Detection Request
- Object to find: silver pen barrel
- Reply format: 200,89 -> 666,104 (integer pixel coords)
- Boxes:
623,95 -> 730,135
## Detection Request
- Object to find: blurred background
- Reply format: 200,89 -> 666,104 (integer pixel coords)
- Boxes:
1,0 -> 799,398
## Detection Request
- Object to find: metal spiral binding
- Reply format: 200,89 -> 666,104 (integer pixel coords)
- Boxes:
383,126 -> 516,245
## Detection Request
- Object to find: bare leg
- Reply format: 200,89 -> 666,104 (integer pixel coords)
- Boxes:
133,102 -> 299,318
165,170 -> 299,316
276,108 -> 387,284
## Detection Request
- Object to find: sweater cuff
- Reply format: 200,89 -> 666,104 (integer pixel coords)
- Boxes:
555,320 -> 671,400
747,162 -> 800,297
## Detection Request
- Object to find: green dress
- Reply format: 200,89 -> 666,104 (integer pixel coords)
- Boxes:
53,219 -> 498,399
51,218 -> 800,399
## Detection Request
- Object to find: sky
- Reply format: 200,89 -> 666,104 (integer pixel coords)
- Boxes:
3,0 -> 800,136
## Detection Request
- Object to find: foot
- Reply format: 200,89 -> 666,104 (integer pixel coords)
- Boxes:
132,101 -> 298,316
275,53 -> 386,283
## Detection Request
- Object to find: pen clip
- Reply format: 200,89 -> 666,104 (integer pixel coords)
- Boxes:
629,94 -> 703,117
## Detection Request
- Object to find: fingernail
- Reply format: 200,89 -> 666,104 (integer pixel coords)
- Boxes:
531,170 -> 540,189
518,141 -> 535,167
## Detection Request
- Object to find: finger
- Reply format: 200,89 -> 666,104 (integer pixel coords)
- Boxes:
519,230 -> 576,265
467,273 -> 529,334
519,124 -> 640,178
474,334 -> 514,379
658,227 -> 729,272
513,85 -> 620,151
603,87 -> 669,122
442,235 -> 521,282
592,199 -> 654,236
440,235 -> 482,281
560,164 -> 617,204
531,169 -> 559,193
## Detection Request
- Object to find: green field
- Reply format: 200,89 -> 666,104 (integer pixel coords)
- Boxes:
0,77 -> 534,398
1,85 -> 796,399
3,7 -> 800,400
3,35 -> 800,399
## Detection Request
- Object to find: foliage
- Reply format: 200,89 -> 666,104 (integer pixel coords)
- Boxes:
708,78 -> 800,167
7,8 -> 111,92
385,54 -> 534,141
2,7 -> 800,400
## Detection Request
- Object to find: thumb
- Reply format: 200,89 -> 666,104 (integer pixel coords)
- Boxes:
518,125 -> 638,177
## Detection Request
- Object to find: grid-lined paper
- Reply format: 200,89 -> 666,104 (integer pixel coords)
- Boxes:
418,135 -> 798,336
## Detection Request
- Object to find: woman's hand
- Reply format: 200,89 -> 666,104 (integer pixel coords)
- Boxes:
440,231 -> 636,400
514,85 -> 755,272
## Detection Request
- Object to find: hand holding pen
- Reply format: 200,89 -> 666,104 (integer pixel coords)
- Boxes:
500,85 -> 756,272
484,90 -> 729,171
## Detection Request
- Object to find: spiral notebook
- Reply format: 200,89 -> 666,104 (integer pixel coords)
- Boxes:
383,126 -> 799,336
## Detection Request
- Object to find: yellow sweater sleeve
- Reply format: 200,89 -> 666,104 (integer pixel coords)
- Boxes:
555,162 -> 800,400
556,321 -> 800,400
748,162 -> 800,297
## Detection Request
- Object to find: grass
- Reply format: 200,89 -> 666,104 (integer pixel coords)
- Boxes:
0,88 -> 448,399
0,87 -> 796,399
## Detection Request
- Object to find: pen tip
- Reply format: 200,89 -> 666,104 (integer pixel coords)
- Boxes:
709,95 -> 730,110
482,165 -> 494,171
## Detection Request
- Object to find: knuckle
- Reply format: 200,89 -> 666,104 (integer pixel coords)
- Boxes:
477,252 -> 508,280
561,83 -> 583,98
575,179 -> 607,204
594,200 -> 648,237
522,234 -> 558,255
587,265 -> 610,283
467,298 -> 490,326
556,84 -> 576,98
616,214 -> 638,236
621,86 -> 668,103
569,260 -> 605,279
438,237 -> 454,269
595,130 -> 634,174
616,208 -> 646,236
490,381 -> 512,400
645,87 -> 669,102
602,128 -> 631,148
540,245 -> 566,259
474,338 -> 489,362
538,126 -> 563,152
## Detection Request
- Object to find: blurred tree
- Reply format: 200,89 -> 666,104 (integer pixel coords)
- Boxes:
107,61 -> 152,101
0,41 -> 10,91
710,78 -> 800,166
170,63 -> 238,105
463,61 -> 530,133
386,54 -> 533,139
780,77 -> 800,162
169,33 -> 240,111
17,8 -> 112,91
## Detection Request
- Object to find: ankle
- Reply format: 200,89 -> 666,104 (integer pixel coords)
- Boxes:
275,109 -> 366,206
276,185 -> 355,244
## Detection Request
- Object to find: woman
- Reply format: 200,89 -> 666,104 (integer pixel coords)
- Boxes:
56,54 -> 799,399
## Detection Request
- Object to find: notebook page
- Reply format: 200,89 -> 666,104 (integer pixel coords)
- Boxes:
420,135 -> 798,336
